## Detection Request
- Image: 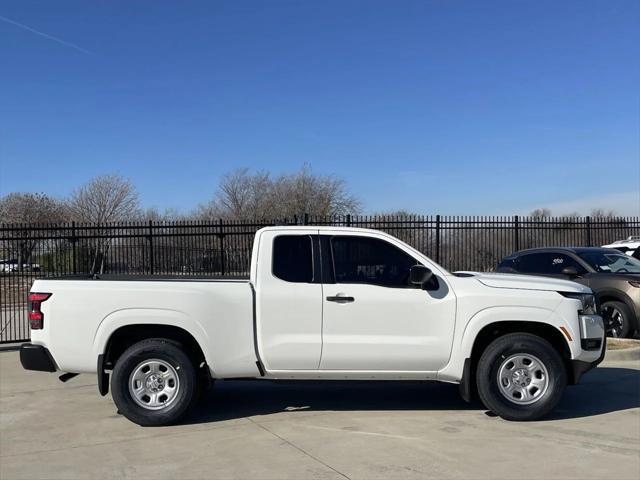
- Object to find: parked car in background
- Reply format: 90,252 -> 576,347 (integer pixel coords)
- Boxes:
0,259 -> 41,273
497,247 -> 640,338
0,259 -> 19,273
602,236 -> 640,259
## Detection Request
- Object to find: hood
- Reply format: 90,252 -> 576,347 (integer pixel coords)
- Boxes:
590,272 -> 640,281
454,272 -> 591,293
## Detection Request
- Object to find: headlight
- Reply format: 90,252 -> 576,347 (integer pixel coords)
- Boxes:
560,292 -> 598,315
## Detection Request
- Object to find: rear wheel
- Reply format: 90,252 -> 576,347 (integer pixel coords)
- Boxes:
476,333 -> 567,421
111,339 -> 197,426
602,301 -> 633,338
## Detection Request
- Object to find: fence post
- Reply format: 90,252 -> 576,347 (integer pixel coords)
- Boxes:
148,220 -> 154,275
303,213 -> 309,226
514,215 -> 519,252
585,216 -> 592,246
71,221 -> 77,274
219,219 -> 225,276
346,214 -> 351,227
435,215 -> 441,264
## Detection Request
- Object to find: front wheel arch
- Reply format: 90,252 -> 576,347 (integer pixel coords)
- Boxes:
464,321 -> 573,401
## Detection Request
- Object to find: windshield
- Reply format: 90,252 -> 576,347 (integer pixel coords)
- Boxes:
578,251 -> 640,274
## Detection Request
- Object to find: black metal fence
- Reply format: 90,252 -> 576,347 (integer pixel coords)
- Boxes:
1,215 -> 638,343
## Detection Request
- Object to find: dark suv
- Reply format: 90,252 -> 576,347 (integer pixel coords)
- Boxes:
497,247 -> 640,338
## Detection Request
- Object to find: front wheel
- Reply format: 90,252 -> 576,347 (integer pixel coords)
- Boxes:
111,339 -> 197,426
476,333 -> 567,421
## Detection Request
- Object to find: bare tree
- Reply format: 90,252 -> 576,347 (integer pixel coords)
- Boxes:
67,175 -> 140,274
68,174 -> 140,223
0,193 -> 68,271
529,208 -> 552,218
271,165 -> 360,218
139,207 -> 184,222
0,192 -> 67,224
590,208 -> 617,218
197,165 -> 360,220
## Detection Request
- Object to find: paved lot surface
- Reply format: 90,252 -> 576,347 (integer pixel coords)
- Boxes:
1,351 -> 639,480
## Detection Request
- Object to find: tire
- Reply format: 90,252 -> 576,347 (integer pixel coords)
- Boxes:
476,333 -> 567,421
111,339 -> 197,426
602,301 -> 633,338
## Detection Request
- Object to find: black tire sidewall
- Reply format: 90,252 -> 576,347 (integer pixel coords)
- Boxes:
602,301 -> 633,338
476,334 -> 567,421
111,340 -> 196,426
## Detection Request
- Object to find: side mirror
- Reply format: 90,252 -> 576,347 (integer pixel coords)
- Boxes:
410,265 -> 433,286
561,266 -> 579,277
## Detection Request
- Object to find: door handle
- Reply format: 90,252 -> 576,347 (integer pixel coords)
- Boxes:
326,295 -> 355,303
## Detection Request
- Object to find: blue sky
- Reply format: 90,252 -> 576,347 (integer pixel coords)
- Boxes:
1,0 -> 639,215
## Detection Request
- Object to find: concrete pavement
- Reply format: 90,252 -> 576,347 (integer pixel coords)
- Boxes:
1,350 -> 639,479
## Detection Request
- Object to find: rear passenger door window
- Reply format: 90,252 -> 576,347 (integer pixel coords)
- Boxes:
272,235 -> 314,283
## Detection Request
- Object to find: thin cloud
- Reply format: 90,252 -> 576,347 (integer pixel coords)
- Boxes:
0,14 -> 92,55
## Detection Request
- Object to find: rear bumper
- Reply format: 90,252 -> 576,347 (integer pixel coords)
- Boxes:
20,343 -> 57,372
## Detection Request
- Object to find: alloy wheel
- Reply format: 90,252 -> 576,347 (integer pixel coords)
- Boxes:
602,305 -> 625,338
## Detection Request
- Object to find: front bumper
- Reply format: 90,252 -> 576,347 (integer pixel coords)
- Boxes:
570,315 -> 606,384
579,314 -> 605,351
571,337 -> 606,384
20,343 -> 57,372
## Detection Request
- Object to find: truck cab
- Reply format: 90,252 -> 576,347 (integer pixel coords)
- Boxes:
253,227 -> 456,375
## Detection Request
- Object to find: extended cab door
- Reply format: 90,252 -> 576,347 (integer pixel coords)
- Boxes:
254,229 -> 323,370
319,232 -> 456,372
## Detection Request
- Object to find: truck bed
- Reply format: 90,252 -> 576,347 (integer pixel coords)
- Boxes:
29,277 -> 259,377
43,274 -> 250,282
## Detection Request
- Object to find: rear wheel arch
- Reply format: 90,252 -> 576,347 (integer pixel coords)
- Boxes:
104,324 -> 207,370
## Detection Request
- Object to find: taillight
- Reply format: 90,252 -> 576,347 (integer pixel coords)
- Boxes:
28,292 -> 51,330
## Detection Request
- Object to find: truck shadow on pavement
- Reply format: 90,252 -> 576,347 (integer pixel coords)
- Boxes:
544,366 -> 640,421
184,366 -> 639,425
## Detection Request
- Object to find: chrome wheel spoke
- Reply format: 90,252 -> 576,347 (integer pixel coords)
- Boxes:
530,375 -> 546,388
526,359 -> 540,373
604,307 -> 624,337
133,385 -> 146,399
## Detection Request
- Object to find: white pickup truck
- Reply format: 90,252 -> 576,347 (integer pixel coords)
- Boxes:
21,226 -> 605,425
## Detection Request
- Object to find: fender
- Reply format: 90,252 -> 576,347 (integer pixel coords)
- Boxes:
438,305 -> 568,382
92,308 -> 212,372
